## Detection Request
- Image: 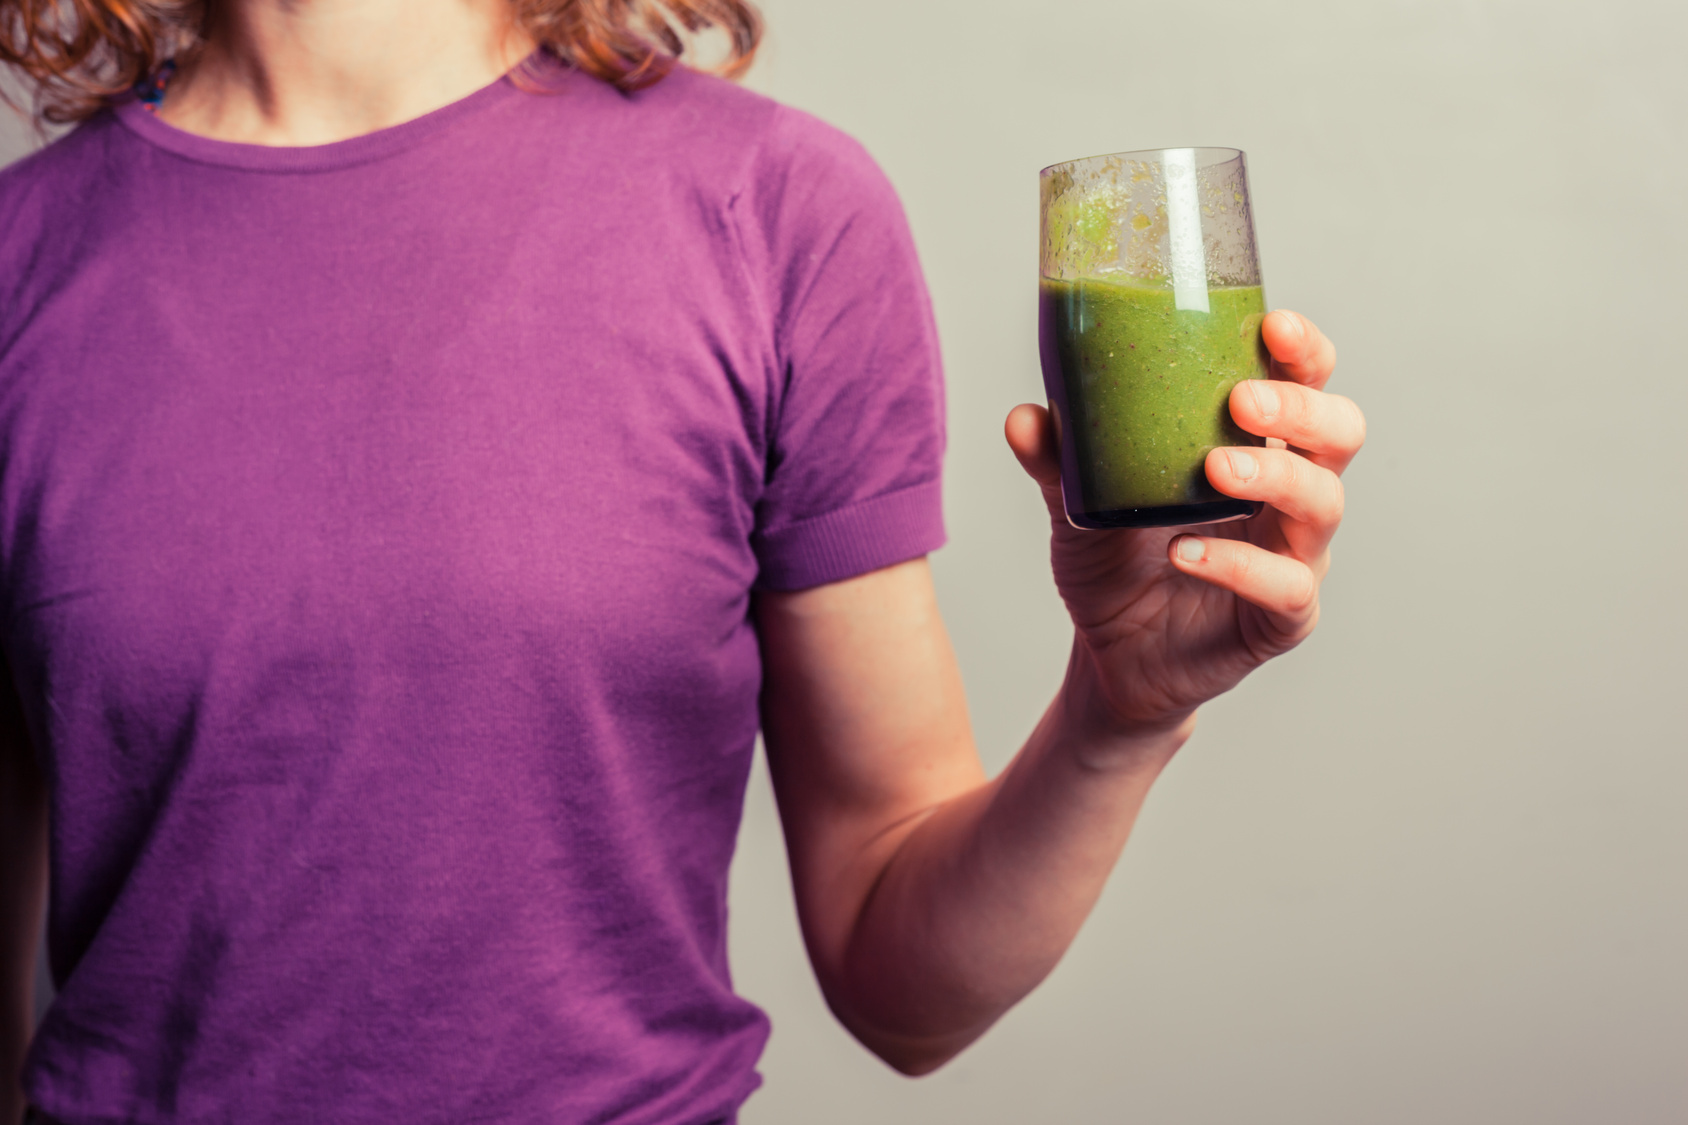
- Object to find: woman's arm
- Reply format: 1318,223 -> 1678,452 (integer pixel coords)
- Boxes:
0,686 -> 47,1125
756,558 -> 1182,1074
757,310 -> 1363,1075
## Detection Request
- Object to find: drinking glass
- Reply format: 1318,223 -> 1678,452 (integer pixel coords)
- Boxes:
1038,147 -> 1269,529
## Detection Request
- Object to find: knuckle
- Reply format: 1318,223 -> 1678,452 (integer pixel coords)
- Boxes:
1227,542 -> 1257,584
1321,473 -> 1346,525
1338,395 -> 1368,450
1286,385 -> 1320,444
1275,449 -> 1305,496
1283,567 -> 1320,615
1290,387 -> 1352,449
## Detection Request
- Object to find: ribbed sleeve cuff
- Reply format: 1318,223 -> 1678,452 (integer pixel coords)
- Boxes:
752,480 -> 947,591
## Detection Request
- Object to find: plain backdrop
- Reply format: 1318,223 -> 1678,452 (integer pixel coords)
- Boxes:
4,1 -> 1685,1122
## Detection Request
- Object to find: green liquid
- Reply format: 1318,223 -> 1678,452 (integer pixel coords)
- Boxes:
1039,278 -> 1269,513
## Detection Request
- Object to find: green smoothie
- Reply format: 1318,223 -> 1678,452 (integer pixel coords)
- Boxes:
1038,277 -> 1269,516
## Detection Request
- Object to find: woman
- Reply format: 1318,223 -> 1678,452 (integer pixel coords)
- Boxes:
0,0 -> 1364,1122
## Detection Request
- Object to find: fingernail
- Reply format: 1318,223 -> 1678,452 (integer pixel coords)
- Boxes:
1277,310 -> 1305,340
1176,536 -> 1206,563
1226,449 -> 1258,481
1246,379 -> 1280,420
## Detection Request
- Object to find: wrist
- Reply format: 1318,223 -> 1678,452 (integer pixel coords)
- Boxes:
1056,636 -> 1196,774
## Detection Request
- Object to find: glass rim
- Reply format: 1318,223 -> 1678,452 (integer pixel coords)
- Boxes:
1039,146 -> 1247,177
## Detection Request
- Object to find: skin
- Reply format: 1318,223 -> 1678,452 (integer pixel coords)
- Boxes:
158,0 -> 536,145
0,0 -> 1367,1114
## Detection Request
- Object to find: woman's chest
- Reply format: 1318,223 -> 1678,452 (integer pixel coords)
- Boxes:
0,235 -> 776,725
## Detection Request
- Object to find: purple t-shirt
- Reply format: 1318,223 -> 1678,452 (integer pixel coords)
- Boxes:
0,57 -> 944,1125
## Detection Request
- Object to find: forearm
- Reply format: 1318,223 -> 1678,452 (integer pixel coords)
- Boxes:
825,640 -> 1192,1074
1,734 -> 48,1125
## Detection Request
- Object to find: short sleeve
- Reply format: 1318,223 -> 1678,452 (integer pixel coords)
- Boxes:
736,106 -> 946,591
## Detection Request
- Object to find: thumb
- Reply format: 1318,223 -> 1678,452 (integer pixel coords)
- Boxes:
1005,403 -> 1066,517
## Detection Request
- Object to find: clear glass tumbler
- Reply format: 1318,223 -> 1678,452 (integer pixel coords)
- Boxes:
1038,147 -> 1269,529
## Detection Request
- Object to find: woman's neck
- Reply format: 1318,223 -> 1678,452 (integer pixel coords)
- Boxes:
159,0 -> 535,146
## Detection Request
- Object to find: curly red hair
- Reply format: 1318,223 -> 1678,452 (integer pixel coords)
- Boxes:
0,0 -> 760,124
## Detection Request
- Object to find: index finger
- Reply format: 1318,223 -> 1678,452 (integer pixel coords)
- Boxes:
1263,310 -> 1337,390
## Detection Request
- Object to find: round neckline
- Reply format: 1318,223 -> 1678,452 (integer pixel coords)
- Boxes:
113,55 -> 553,173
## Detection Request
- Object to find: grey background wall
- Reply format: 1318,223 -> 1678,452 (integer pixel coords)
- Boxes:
4,1 -> 1684,1122
727,1 -> 1688,1122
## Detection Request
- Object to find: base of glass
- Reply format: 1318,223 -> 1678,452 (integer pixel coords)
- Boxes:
1066,498 -> 1263,530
